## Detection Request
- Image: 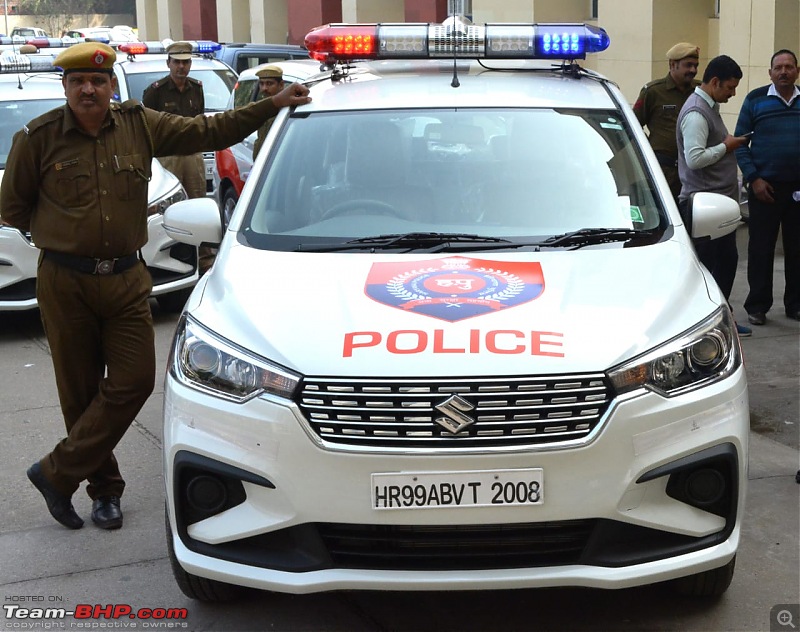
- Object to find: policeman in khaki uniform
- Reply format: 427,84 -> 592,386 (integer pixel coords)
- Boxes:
0,42 -> 311,532
252,65 -> 285,160
142,41 -> 206,199
633,42 -> 701,200
141,41 -> 216,272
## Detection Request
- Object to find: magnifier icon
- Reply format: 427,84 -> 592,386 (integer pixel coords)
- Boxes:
777,610 -> 796,628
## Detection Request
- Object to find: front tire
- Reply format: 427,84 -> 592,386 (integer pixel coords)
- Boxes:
668,555 -> 736,598
165,508 -> 244,602
220,187 -> 238,230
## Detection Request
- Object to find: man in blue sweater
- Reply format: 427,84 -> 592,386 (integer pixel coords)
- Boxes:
734,50 -> 800,324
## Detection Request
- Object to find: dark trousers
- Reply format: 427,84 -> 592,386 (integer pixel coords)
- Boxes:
35,256 -> 156,499
687,228 -> 738,303
744,183 -> 800,315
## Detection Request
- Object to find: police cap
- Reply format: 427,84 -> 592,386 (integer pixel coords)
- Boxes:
55,41 -> 115,74
256,65 -> 283,80
166,41 -> 193,60
666,42 -> 700,61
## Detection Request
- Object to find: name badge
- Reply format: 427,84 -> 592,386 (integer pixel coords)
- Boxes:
55,159 -> 79,171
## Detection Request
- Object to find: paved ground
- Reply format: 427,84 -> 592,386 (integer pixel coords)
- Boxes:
0,224 -> 797,631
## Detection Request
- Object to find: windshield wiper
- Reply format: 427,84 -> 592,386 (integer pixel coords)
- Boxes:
295,232 -> 513,253
540,227 -> 654,249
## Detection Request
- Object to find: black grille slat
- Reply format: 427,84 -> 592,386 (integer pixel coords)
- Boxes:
318,521 -> 595,570
297,374 -> 613,449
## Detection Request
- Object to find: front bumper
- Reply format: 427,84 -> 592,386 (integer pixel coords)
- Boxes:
163,367 -> 748,594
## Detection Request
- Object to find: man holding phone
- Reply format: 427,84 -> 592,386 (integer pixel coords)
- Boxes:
734,49 -> 800,325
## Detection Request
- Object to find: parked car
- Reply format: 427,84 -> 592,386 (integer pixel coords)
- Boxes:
10,26 -> 50,39
214,42 -> 308,74
162,20 -> 748,601
0,49 -> 196,312
113,40 -> 238,199
213,58 -> 322,227
63,26 -> 139,43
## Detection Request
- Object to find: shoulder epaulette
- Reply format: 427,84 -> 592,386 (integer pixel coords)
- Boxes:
24,106 -> 64,135
120,99 -> 144,112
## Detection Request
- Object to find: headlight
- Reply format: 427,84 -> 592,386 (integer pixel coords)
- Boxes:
147,182 -> 187,216
170,315 -> 301,403
608,307 -> 741,397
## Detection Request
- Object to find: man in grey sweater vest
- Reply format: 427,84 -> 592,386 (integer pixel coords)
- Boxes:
676,54 -> 753,336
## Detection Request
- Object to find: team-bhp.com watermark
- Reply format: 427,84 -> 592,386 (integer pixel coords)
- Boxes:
3,596 -> 189,629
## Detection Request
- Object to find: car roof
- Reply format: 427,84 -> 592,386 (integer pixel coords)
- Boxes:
114,53 -> 232,74
236,58 -> 322,82
0,70 -> 65,100
300,59 -> 617,113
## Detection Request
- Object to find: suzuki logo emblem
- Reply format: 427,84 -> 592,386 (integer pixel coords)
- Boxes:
434,394 -> 476,435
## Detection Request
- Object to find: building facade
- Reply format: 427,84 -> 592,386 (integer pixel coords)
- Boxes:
135,0 -> 798,126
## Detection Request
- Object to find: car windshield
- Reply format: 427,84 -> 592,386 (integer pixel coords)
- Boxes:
0,97 -> 63,169
241,108 -> 666,250
122,68 -> 237,111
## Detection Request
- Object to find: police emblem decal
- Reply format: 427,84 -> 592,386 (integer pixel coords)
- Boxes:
365,257 -> 545,322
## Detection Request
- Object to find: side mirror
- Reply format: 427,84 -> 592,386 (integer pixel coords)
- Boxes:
684,192 -> 742,240
163,198 -> 222,247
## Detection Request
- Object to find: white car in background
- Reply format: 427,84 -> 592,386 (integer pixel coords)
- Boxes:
0,51 -> 196,313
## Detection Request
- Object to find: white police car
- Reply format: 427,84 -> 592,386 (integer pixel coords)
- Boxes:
113,40 -> 238,197
162,20 -> 748,601
0,49 -> 195,312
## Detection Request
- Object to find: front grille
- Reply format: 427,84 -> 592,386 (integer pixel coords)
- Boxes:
297,374 -> 613,450
318,521 -> 595,570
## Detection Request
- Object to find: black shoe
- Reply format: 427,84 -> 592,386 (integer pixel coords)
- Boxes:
91,496 -> 122,530
26,462 -> 84,530
786,310 -> 800,321
747,312 -> 766,326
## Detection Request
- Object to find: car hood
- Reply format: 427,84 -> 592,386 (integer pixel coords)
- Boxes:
190,240 -> 717,376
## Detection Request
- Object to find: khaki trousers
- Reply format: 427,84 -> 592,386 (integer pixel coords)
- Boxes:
36,256 -> 156,500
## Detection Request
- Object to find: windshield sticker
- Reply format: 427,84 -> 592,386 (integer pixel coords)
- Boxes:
365,257 -> 545,322
629,205 -> 644,223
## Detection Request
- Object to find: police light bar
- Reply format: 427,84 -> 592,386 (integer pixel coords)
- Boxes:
0,36 -> 108,48
0,50 -> 57,72
118,40 -> 221,56
304,22 -> 610,64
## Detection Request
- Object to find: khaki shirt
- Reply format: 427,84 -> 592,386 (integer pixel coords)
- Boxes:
633,73 -> 699,156
141,76 -> 204,117
252,115 -> 276,160
0,97 -> 280,258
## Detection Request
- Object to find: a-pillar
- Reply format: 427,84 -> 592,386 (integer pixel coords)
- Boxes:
287,0 -> 342,46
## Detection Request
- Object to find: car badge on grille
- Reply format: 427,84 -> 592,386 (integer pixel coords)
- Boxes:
434,394 -> 476,434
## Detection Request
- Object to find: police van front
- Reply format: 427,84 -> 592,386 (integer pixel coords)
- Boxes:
161,21 -> 748,601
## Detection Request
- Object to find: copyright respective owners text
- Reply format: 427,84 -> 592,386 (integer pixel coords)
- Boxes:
772,604 -> 800,632
2,595 -> 190,630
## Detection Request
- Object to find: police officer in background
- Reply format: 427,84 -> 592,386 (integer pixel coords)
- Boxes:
634,42 -> 701,201
252,65 -> 285,160
0,42 -> 310,532
142,41 -> 214,272
142,41 -> 206,198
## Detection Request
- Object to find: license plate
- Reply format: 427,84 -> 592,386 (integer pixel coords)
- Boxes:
372,468 -> 543,510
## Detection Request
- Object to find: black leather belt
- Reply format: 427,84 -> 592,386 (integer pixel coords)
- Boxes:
43,250 -> 139,275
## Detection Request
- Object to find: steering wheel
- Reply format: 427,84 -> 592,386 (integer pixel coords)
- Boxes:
320,199 -> 405,221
